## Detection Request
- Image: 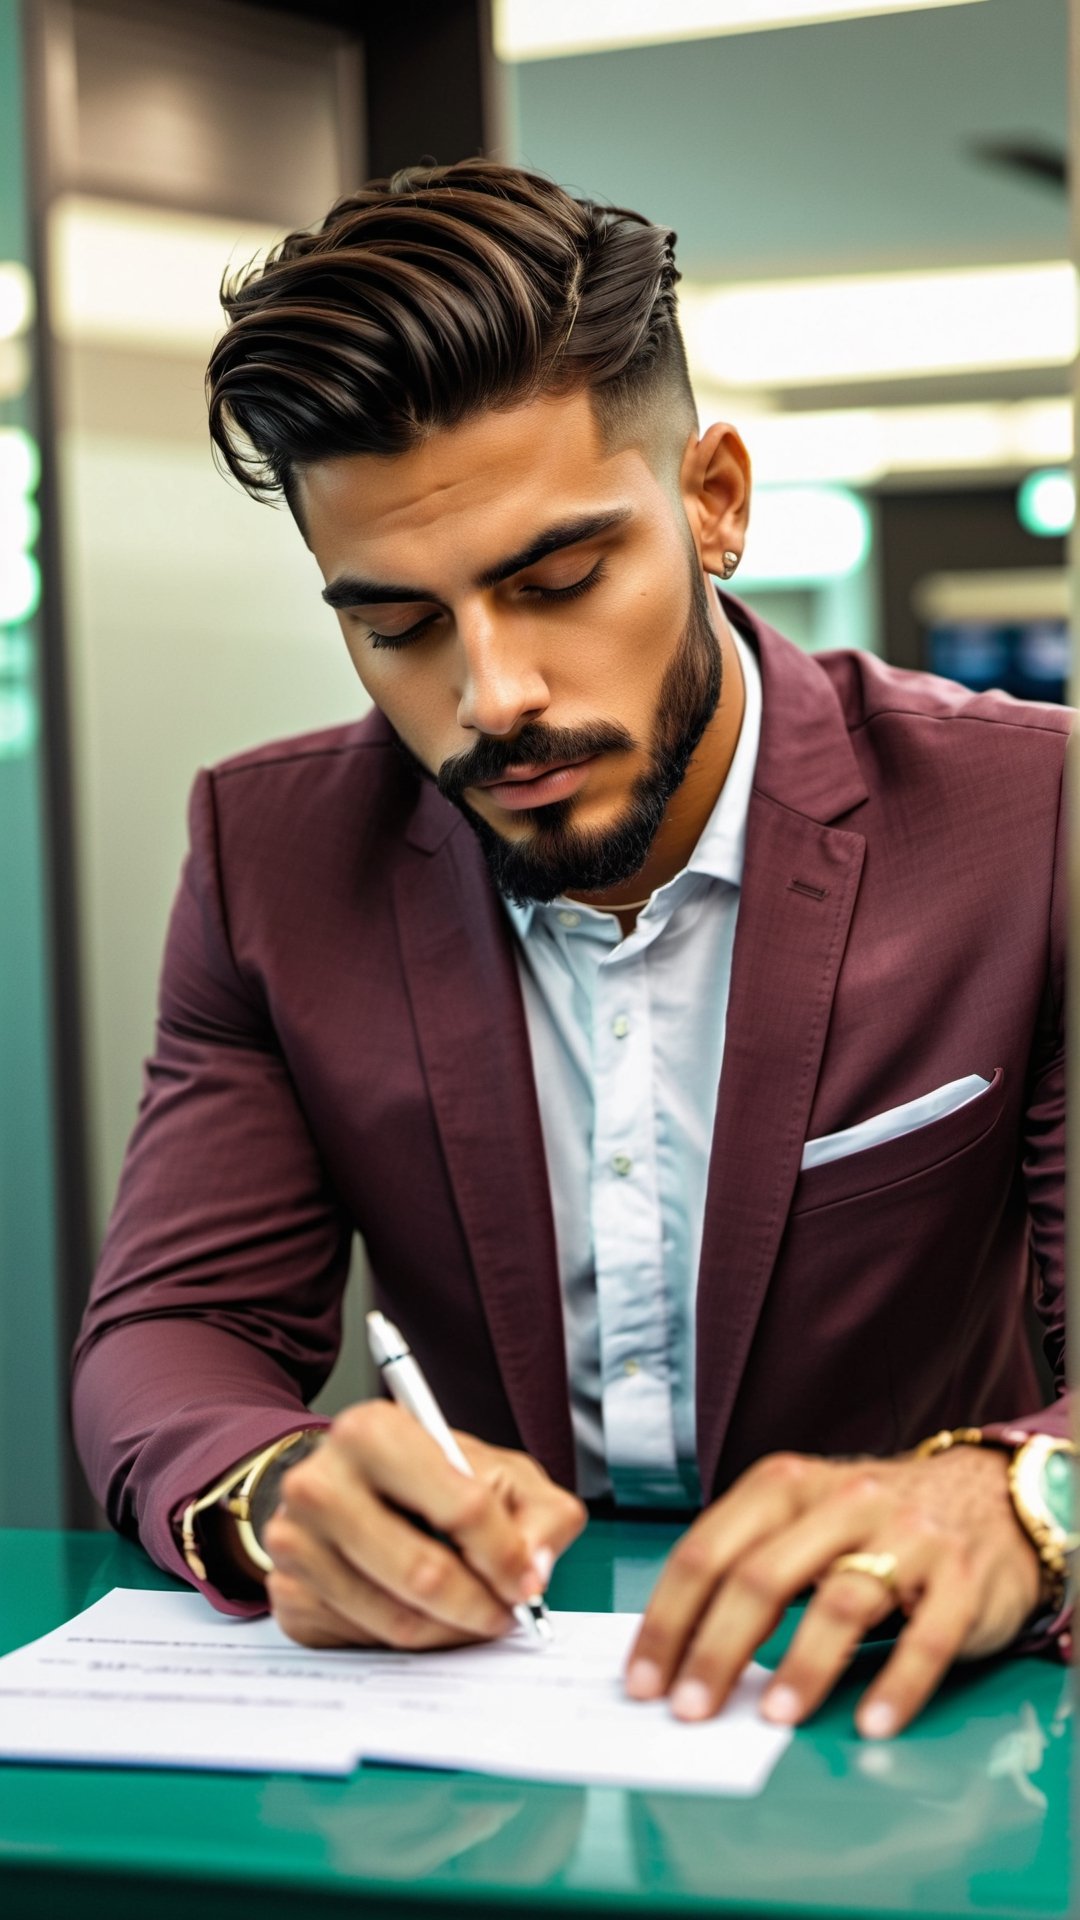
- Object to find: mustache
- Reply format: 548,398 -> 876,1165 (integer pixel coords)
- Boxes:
437,720 -> 635,804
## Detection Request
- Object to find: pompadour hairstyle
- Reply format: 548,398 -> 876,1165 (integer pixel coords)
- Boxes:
206,159 -> 695,513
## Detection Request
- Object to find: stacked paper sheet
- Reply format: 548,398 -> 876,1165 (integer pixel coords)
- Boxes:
0,1588 -> 791,1793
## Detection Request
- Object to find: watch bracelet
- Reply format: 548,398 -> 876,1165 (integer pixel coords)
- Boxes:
244,1430 -> 326,1559
179,1428 -> 323,1587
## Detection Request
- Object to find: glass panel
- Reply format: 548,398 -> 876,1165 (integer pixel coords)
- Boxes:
0,0 -> 63,1524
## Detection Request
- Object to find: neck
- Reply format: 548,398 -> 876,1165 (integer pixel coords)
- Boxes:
566,615 -> 746,921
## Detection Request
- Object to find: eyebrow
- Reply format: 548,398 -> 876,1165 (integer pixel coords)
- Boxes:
320,506 -> 634,610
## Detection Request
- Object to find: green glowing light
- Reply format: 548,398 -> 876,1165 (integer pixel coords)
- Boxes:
0,552 -> 40,624
0,494 -> 39,549
0,427 -> 40,497
1017,469 -> 1076,538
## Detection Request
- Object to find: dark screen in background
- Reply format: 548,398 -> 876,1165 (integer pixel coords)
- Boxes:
927,622 -> 1070,705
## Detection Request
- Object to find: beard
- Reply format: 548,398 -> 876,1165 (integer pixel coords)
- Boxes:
399,560 -> 723,906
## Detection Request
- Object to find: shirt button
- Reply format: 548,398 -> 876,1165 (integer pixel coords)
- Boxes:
623,1357 -> 640,1375
557,909 -> 581,928
612,1014 -> 631,1039
611,1153 -> 633,1177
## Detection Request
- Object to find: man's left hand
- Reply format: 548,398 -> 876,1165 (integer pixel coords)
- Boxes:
625,1447 -> 1045,1739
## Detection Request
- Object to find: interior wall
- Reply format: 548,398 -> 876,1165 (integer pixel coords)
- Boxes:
48,0 -> 375,1430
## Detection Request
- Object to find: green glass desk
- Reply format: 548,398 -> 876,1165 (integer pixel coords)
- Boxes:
0,1525 -> 1068,1920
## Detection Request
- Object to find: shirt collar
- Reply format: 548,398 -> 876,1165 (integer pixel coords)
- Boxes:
502,622 -> 762,941
685,623 -> 761,889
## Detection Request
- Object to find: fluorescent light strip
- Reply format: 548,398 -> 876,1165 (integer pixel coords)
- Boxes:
50,197 -> 285,355
913,569 -> 1070,625
680,262 -> 1077,387
496,0 -> 985,62
694,398 -> 1075,486
52,201 -> 1074,399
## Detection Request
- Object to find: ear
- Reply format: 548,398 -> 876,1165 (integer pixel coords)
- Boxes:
680,422 -> 751,576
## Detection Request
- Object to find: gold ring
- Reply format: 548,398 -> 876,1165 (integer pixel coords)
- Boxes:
827,1551 -> 901,1596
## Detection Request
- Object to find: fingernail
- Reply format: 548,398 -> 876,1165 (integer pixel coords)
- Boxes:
671,1678 -> 713,1721
626,1657 -> 663,1700
531,1546 -> 554,1588
858,1700 -> 897,1740
761,1684 -> 801,1724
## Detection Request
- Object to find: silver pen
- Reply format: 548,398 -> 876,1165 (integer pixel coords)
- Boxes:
365,1310 -> 553,1645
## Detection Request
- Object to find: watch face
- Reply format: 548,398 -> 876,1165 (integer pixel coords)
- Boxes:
1041,1445 -> 1077,1541
1018,1436 -> 1080,1553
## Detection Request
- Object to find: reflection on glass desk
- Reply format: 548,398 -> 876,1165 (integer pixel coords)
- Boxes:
0,1525 -> 1068,1920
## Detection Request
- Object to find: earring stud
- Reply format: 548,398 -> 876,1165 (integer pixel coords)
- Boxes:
721,551 -> 740,579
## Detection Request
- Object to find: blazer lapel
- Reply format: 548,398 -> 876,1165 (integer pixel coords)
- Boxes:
393,793 -> 575,1487
696,607 -> 869,1498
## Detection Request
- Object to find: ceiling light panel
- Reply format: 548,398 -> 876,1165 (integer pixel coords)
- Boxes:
496,0 -> 986,62
50,197 -> 285,353
680,263 -> 1077,387
692,397 -> 1074,487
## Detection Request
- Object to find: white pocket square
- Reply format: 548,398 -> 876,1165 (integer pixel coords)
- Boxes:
801,1074 -> 993,1172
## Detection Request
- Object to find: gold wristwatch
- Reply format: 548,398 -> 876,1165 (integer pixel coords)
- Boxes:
180,1429 -> 324,1584
916,1427 -> 1078,1610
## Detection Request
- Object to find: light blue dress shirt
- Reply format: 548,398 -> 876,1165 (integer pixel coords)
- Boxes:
503,629 -> 763,1507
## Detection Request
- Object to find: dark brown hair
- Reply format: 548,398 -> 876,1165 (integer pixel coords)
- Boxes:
206,159 -> 695,512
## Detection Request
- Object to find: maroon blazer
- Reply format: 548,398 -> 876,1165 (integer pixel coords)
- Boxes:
73,603 -> 1069,1612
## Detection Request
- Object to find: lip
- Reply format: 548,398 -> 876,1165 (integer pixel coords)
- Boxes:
474,755 -> 597,811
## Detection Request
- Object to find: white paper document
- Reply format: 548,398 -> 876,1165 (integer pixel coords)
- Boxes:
0,1587 -> 358,1774
0,1588 -> 790,1795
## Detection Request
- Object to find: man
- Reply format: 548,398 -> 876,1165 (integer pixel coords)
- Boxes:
74,161 -> 1071,1744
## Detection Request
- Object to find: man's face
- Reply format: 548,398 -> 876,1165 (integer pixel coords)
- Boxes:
299,388 -> 724,902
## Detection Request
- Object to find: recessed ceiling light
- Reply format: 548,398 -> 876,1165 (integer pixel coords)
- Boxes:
496,0 -> 986,63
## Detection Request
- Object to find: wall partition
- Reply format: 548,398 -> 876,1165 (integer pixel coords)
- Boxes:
0,0 -> 65,1524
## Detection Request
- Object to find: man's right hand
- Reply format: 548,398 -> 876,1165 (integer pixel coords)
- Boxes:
261,1402 -> 586,1649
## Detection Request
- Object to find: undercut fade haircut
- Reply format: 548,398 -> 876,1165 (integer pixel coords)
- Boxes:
206,159 -> 697,517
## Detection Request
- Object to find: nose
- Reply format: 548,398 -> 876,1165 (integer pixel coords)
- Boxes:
455,609 -> 550,739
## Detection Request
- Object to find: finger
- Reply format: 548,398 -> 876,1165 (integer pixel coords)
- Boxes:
759,1565 -> 905,1728
458,1437 -> 588,1574
277,1447 -> 517,1638
267,1571 -> 369,1648
655,1473 -> 890,1721
267,1561 -> 485,1652
324,1403 -> 543,1608
264,1508 -> 507,1648
854,1551 -> 979,1739
626,1453 -> 832,1700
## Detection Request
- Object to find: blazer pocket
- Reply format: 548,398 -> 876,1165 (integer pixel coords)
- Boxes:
792,1067 -> 1006,1215
802,1073 -> 992,1171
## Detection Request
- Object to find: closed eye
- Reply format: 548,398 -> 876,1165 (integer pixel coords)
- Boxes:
364,558 -> 607,650
364,611 -> 441,650
521,557 -> 606,603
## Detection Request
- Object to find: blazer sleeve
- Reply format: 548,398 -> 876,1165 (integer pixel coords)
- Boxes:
71,768 -> 349,1613
979,733 -> 1071,1660
984,729 -> 1069,1445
